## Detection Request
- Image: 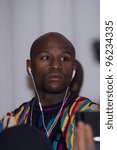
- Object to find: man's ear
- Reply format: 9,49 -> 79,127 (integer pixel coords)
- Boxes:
26,59 -> 32,75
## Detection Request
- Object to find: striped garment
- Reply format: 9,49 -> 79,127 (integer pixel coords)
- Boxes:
0,93 -> 99,150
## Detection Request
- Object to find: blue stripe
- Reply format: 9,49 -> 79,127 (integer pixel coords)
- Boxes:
78,99 -> 91,111
68,123 -> 73,149
60,108 -> 69,128
52,141 -> 58,150
47,117 -> 55,130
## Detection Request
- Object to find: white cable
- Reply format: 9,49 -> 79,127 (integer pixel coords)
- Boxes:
30,70 -> 70,137
30,72 -> 48,135
47,87 -> 70,136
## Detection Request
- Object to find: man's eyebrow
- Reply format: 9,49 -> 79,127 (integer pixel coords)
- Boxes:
63,50 -> 74,56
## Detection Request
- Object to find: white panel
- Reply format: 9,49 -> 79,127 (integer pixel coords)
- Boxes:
0,0 -> 14,117
0,0 -> 100,118
71,0 -> 100,103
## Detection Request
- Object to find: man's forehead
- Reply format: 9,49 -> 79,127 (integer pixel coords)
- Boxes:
30,32 -> 75,59
36,48 -> 74,57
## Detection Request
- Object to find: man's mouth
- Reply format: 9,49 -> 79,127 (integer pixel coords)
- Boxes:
47,73 -> 64,82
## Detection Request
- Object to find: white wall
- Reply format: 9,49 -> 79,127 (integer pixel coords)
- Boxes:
0,0 -> 100,118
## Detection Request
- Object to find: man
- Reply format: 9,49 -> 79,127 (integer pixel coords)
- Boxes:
0,32 -> 99,150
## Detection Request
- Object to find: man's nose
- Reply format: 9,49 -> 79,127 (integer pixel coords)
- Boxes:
49,58 -> 62,69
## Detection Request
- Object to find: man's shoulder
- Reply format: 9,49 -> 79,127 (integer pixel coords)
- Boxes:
0,99 -> 33,131
70,94 -> 100,112
12,100 -> 32,115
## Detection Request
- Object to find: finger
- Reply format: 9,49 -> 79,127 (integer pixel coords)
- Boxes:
77,121 -> 87,150
73,126 -> 78,150
85,124 -> 95,150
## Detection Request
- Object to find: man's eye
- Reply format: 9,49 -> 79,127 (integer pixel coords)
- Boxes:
41,56 -> 50,61
60,57 -> 70,62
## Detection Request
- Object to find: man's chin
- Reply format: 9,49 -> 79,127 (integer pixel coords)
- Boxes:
43,86 -> 67,94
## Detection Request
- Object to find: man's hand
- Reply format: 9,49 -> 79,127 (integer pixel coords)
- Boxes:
73,121 -> 95,150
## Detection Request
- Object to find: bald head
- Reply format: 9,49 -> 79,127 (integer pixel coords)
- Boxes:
30,32 -> 75,60
27,32 -> 76,97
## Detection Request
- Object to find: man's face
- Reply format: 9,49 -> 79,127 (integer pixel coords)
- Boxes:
30,34 -> 75,94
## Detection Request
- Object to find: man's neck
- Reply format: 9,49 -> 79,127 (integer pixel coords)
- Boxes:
36,90 -> 68,106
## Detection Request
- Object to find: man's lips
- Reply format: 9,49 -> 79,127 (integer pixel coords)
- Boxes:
46,73 -> 64,82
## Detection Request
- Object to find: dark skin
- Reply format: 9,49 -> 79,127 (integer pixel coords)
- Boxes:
27,32 -> 94,150
27,32 -> 76,106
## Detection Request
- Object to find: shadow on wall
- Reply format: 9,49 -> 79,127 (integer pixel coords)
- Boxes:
92,39 -> 100,104
92,39 -> 100,63
70,39 -> 100,95
70,60 -> 84,94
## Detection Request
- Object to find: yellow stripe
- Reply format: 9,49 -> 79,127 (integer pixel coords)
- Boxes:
69,96 -> 79,116
80,102 -> 91,112
14,106 -> 24,125
61,113 -> 69,132
66,116 -> 75,149
71,122 -> 75,149
24,107 -> 30,124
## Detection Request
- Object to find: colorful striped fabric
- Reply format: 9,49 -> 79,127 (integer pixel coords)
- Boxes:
0,94 -> 99,150
1,101 -> 31,129
60,96 -> 92,149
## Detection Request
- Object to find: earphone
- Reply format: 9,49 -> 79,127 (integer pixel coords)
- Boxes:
71,69 -> 76,80
28,66 -> 32,75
